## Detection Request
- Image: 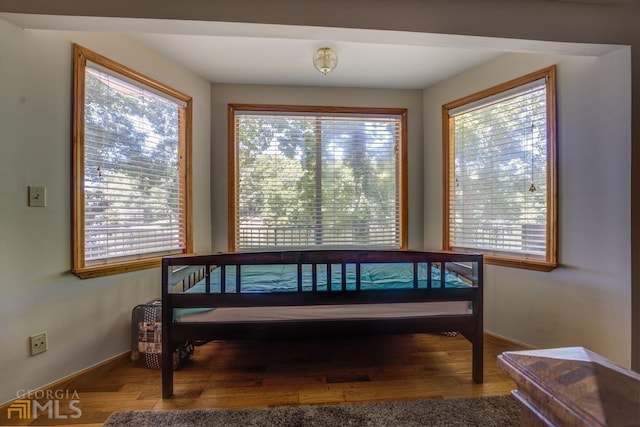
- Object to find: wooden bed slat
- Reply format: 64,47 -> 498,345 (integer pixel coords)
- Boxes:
312,264 -> 317,292
235,265 -> 241,294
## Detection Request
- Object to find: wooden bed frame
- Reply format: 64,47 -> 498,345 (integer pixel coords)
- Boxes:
161,250 -> 483,398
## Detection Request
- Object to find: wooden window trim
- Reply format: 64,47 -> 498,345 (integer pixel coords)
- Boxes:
442,66 -> 557,271
72,44 -> 193,279
227,104 -> 408,252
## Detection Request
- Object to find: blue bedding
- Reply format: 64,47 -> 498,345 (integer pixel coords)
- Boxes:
172,262 -> 473,321
182,262 -> 471,294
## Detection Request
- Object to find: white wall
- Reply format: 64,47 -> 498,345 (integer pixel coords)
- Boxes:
0,19 -> 211,404
210,84 -> 424,252
424,49 -> 632,366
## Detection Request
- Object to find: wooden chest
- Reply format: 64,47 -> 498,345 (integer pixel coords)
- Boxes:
498,346 -> 640,426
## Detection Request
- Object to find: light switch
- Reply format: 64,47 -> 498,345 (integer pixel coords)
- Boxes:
28,186 -> 46,207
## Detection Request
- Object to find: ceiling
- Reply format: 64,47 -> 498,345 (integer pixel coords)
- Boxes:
0,13 -> 622,90
126,32 -> 501,89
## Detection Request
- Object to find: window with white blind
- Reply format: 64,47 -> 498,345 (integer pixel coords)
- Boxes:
229,104 -> 407,251
72,44 -> 192,278
443,66 -> 557,271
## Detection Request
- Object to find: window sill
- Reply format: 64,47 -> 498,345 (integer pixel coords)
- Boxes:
484,255 -> 557,272
72,257 -> 162,279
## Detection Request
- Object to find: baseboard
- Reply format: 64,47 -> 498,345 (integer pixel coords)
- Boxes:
0,351 -> 131,409
484,331 -> 535,350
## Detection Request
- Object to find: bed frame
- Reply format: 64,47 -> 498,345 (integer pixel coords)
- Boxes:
161,250 -> 483,398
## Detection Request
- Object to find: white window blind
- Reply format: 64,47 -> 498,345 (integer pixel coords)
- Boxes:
448,78 -> 548,259
83,62 -> 186,263
234,111 -> 402,250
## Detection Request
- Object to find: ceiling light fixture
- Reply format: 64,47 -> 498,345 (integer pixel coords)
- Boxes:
313,47 -> 338,75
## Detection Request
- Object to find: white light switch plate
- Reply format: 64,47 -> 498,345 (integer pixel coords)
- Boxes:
28,186 -> 46,207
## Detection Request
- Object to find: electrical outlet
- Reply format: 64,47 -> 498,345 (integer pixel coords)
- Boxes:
30,332 -> 47,356
28,186 -> 46,207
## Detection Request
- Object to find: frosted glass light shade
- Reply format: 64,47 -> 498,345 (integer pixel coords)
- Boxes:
313,47 -> 338,75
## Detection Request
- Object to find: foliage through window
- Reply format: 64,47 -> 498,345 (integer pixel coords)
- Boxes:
443,66 -> 557,271
229,105 -> 407,251
72,45 -> 192,278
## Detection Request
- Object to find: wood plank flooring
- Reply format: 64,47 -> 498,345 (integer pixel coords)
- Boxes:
0,333 -> 528,426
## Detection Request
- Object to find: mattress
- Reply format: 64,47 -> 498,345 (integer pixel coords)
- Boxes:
171,262 -> 473,322
175,301 -> 471,323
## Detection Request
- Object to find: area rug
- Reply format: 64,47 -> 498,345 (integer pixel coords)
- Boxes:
103,394 -> 520,426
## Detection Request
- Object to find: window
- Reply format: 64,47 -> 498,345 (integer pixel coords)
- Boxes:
72,44 -> 192,278
443,66 -> 557,271
229,104 -> 407,251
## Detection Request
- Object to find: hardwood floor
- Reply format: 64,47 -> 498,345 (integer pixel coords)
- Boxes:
0,333 -> 528,426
